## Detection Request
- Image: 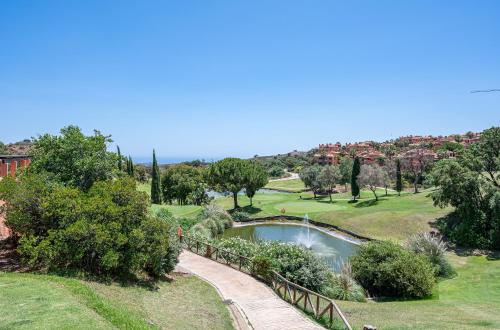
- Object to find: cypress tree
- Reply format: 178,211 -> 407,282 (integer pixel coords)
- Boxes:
129,156 -> 134,177
151,150 -> 162,204
396,158 -> 402,196
117,146 -> 123,171
351,157 -> 361,201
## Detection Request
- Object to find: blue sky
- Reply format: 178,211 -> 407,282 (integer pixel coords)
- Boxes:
1,1 -> 499,160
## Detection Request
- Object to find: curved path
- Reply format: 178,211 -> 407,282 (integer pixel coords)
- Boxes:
177,250 -> 324,330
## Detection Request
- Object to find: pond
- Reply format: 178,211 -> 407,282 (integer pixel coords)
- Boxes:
221,223 -> 359,272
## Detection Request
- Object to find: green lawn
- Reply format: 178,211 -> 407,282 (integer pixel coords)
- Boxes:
338,253 -> 500,330
214,189 -> 451,242
265,178 -> 306,192
0,272 -> 234,330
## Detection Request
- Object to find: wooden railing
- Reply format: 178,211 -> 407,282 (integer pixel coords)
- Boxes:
180,234 -> 352,330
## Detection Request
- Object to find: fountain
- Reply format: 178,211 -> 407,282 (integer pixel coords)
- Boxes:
295,214 -> 317,249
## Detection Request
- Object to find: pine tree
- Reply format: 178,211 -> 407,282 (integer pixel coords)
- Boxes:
151,150 -> 162,204
396,158 -> 402,196
351,157 -> 361,201
117,146 -> 123,171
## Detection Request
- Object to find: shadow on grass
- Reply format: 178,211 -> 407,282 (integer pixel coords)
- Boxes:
231,205 -> 262,215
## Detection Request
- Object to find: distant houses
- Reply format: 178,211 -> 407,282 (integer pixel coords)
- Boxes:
313,132 -> 481,165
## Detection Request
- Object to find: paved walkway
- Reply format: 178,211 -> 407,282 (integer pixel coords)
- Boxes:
177,250 -> 324,330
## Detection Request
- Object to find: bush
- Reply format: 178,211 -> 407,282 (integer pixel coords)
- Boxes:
0,174 -> 179,278
351,241 -> 435,298
257,241 -> 330,292
322,262 -> 365,302
250,255 -> 276,283
231,210 -> 251,222
406,232 -> 455,278
204,218 -> 220,237
217,237 -> 257,267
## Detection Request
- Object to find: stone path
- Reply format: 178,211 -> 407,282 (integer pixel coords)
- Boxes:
177,250 -> 324,330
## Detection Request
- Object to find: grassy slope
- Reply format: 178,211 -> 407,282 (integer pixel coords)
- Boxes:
215,189 -> 451,241
338,254 -> 500,330
265,178 -> 306,192
0,272 -> 234,330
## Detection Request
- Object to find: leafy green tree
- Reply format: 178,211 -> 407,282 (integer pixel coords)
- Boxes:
151,150 -> 162,204
208,158 -> 248,209
134,164 -> 149,183
430,127 -> 499,249
319,165 -> 341,202
299,165 -> 322,198
244,162 -> 268,206
339,157 -> 353,192
161,164 -> 207,205
127,156 -> 134,177
117,146 -> 123,171
351,157 -> 361,200
395,158 -> 403,196
357,164 -> 387,201
28,126 -> 115,191
0,141 -> 8,154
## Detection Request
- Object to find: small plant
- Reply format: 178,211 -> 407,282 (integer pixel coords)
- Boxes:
406,232 -> 455,278
322,261 -> 366,302
231,210 -> 251,222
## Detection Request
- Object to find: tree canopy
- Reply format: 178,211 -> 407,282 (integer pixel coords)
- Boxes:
430,127 -> 500,249
244,161 -> 268,206
208,158 -> 249,209
299,165 -> 322,198
28,126 -> 116,191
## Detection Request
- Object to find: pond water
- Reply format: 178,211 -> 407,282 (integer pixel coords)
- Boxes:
222,223 -> 359,272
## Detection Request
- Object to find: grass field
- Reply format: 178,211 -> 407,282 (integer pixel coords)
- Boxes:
214,189 -> 451,242
338,253 -> 500,330
264,178 -> 306,192
0,272 -> 234,330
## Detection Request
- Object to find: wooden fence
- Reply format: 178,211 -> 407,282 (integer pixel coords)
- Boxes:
180,234 -> 352,330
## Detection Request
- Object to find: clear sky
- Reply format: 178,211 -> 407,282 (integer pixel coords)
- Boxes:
1,1 -> 499,160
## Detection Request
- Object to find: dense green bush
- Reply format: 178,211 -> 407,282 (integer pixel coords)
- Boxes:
406,232 -> 455,278
0,174 -> 179,278
231,210 -> 251,222
250,255 -> 276,283
217,237 -> 257,267
351,241 -> 435,298
257,241 -> 330,291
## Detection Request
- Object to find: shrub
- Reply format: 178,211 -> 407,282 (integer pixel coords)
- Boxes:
217,237 -> 257,267
406,232 -> 455,278
0,174 -> 179,278
204,218 -> 220,237
322,262 -> 365,302
250,255 -> 276,283
257,241 -> 330,291
201,205 -> 232,223
351,241 -> 435,298
231,210 -> 251,222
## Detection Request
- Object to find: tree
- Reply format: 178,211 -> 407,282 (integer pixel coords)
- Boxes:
134,164 -> 149,183
127,156 -> 134,177
430,127 -> 500,249
395,158 -> 403,196
244,162 -> 268,206
382,159 -> 397,196
151,150 -> 162,204
299,165 -> 322,198
117,146 -> 123,171
401,149 -> 434,193
339,157 -> 353,192
161,164 -> 207,205
319,165 -> 341,202
357,164 -> 387,201
28,126 -> 115,191
351,157 -> 361,201
0,141 -> 9,154
207,158 -> 248,209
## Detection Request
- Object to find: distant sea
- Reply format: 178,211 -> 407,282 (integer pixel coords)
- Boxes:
132,156 -> 222,165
